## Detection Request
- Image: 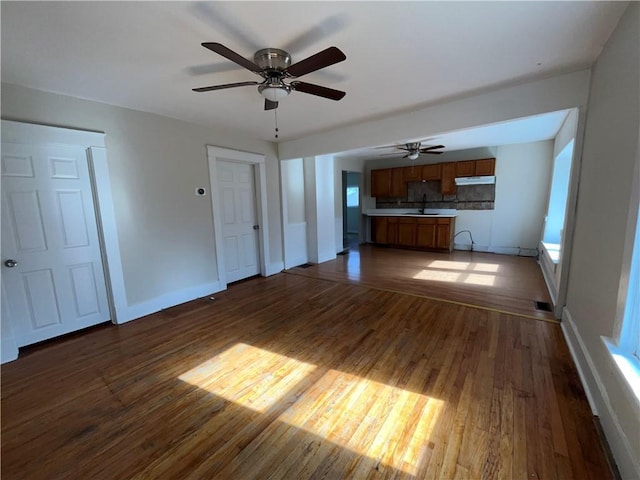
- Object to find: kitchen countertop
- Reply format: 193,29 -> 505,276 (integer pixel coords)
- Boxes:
363,209 -> 457,218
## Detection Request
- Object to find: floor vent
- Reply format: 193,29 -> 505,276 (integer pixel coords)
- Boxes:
534,301 -> 553,312
298,263 -> 314,269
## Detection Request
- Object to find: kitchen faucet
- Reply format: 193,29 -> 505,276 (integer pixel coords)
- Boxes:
419,193 -> 427,214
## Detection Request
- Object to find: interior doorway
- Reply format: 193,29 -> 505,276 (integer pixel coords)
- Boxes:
342,171 -> 361,250
206,145 -> 272,289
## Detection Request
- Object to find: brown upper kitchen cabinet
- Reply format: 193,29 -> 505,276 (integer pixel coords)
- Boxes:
422,163 -> 442,181
475,158 -> 496,176
455,161 -> 475,177
440,162 -> 456,195
403,165 -> 422,182
390,167 -> 406,197
455,158 -> 496,177
371,168 -> 391,197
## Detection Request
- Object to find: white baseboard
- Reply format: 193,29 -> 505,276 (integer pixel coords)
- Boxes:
1,338 -> 19,364
265,261 -> 284,276
117,281 -> 224,324
491,246 -> 520,255
561,308 -> 640,479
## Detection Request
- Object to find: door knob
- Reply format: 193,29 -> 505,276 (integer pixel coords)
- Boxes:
4,259 -> 18,268
253,225 -> 260,230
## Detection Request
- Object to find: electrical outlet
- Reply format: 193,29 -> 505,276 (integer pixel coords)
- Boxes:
195,187 -> 206,196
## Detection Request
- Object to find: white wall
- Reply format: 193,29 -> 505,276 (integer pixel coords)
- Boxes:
279,70 -> 591,161
561,4 -> 640,478
491,140 -> 554,253
281,158 -> 308,269
1,83 -> 282,309
554,108 -> 579,158
304,156 -> 336,264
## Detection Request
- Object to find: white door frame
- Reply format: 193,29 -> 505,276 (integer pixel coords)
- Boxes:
206,146 -> 270,290
1,120 -> 127,362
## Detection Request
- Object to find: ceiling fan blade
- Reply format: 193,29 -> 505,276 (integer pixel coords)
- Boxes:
422,151 -> 443,154
286,46 -> 346,77
264,99 -> 278,110
420,145 -> 445,152
291,81 -> 346,101
201,42 -> 262,73
192,81 -> 259,92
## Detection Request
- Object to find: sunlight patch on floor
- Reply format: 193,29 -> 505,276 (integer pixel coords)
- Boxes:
179,344 -> 444,476
415,260 -> 498,286
428,260 -> 500,273
179,343 -> 316,413
279,369 -> 445,476
413,270 -> 462,282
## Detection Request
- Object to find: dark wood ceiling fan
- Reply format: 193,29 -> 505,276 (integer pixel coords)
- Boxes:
378,142 -> 446,159
192,43 -> 346,111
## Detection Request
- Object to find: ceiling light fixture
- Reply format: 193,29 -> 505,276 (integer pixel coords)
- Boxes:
258,84 -> 290,102
407,152 -> 420,160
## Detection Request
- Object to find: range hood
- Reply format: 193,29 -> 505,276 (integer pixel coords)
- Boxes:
455,175 -> 496,186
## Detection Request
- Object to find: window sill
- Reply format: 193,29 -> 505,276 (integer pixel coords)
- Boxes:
603,336 -> 640,404
542,241 -> 560,264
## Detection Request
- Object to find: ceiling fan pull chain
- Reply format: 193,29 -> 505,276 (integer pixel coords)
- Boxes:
274,108 -> 279,139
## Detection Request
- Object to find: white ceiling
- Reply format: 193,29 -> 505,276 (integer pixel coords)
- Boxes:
335,109 -> 571,160
1,1 -> 627,151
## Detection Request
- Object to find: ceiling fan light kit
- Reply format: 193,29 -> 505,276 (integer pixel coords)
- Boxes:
258,84 -> 291,102
193,43 -> 346,112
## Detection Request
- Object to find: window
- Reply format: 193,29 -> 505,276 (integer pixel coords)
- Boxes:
543,140 -> 574,260
346,186 -> 359,207
604,199 -> 640,399
621,211 -> 640,361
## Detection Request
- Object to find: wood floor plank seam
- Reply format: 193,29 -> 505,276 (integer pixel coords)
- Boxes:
284,268 -> 561,324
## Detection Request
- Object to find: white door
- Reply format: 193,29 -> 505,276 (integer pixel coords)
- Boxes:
217,160 -> 260,283
1,142 -> 110,347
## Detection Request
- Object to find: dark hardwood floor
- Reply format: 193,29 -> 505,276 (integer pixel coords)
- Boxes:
289,244 -> 556,321
1,251 -> 613,479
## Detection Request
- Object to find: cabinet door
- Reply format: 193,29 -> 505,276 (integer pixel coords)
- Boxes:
416,218 -> 437,248
390,167 -> 406,197
371,169 -> 391,197
456,160 -> 475,177
436,219 -> 451,250
398,218 -> 416,246
422,163 -> 442,180
403,165 -> 422,182
387,217 -> 399,244
440,163 -> 456,195
475,158 -> 495,176
373,217 -> 388,244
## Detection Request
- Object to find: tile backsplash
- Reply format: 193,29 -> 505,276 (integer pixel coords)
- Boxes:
376,181 -> 495,210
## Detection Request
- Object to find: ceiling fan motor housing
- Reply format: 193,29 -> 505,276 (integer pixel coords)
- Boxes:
254,48 -> 292,74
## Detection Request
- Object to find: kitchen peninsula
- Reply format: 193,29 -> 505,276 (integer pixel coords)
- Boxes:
366,211 -> 457,252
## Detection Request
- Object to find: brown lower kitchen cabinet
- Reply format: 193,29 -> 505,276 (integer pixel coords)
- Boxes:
372,216 -> 455,252
398,218 -> 416,246
436,219 -> 452,250
416,218 -> 437,248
